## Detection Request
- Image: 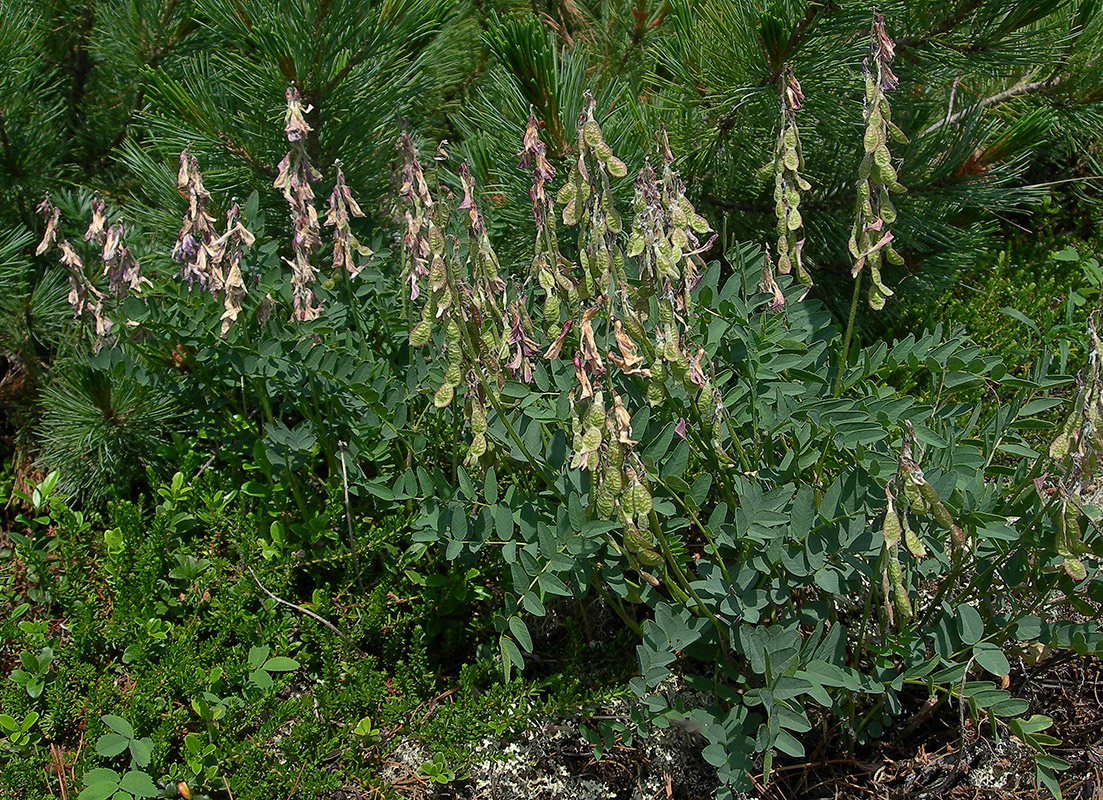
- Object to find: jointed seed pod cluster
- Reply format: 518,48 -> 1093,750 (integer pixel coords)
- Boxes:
402,93 -> 738,591
762,67 -> 812,290
881,421 -> 964,627
849,14 -> 907,310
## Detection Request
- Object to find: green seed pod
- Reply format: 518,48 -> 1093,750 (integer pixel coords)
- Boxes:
544,293 -> 561,324
627,480 -> 653,518
622,311 -> 647,346
604,462 -> 624,492
597,487 -> 617,519
903,478 -> 929,514
445,362 -> 462,387
647,380 -> 664,406
1050,412 -> 1079,460
445,319 -> 461,345
584,120 -> 603,148
581,426 -> 603,453
606,441 -> 624,470
434,382 -> 454,408
410,320 -> 432,348
783,126 -> 797,150
585,398 -> 606,430
672,205 -> 688,227
650,360 -> 666,384
658,302 -> 674,326
447,342 -> 463,369
783,147 -> 799,172
606,157 -> 628,179
429,255 -> 447,289
428,224 -> 445,255
466,432 -> 486,461
883,500 -> 902,547
595,141 -> 613,161
902,515 -> 926,558
471,403 -> 487,436
624,520 -> 652,552
887,545 -> 912,621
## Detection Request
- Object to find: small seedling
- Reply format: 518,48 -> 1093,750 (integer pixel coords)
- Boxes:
0,710 -> 40,753
246,645 -> 300,690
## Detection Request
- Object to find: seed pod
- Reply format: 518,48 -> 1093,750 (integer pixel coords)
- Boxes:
624,520 -> 653,552
445,363 -> 462,387
887,544 -> 912,621
650,360 -> 666,384
581,426 -> 603,453
471,403 -> 487,436
434,382 -> 454,408
902,478 -> 929,514
626,480 -> 653,518
605,464 -> 625,495
606,441 -> 624,470
466,433 -> 487,462
882,498 -> 902,547
606,157 -> 628,179
445,319 -> 461,345
1049,411 -> 1078,460
597,486 -> 617,518
646,379 -> 664,406
658,302 -> 674,326
544,293 -> 561,324
585,397 -> 606,430
902,515 -> 926,558
410,320 -> 432,347
584,120 -> 603,148
428,224 -> 445,255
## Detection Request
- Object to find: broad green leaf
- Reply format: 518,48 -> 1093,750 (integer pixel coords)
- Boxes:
972,643 -> 1010,677
249,669 -> 274,690
262,657 -> 299,672
129,738 -> 153,768
247,645 -> 269,669
95,733 -> 130,758
957,605 -> 984,646
772,728 -> 805,758
484,467 -> 498,504
118,770 -> 160,798
79,769 -> 121,800
101,715 -> 135,739
662,439 -> 690,479
522,591 -> 545,616
508,617 -> 533,652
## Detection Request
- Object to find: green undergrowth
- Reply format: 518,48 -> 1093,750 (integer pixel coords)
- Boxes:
0,471 -> 626,799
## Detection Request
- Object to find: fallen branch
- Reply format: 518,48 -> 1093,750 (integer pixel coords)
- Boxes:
246,565 -> 367,658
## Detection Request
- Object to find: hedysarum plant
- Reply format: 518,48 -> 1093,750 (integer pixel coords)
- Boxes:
407,91 -> 1097,798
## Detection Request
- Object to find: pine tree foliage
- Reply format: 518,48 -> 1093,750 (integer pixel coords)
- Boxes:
458,0 -> 1103,311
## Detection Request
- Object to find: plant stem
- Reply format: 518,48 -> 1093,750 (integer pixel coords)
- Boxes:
836,273 -> 863,396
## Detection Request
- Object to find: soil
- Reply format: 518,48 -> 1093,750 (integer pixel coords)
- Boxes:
360,654 -> 1103,800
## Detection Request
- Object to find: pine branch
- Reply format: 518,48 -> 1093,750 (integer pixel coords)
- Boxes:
896,0 -> 986,52
920,76 -> 1063,137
